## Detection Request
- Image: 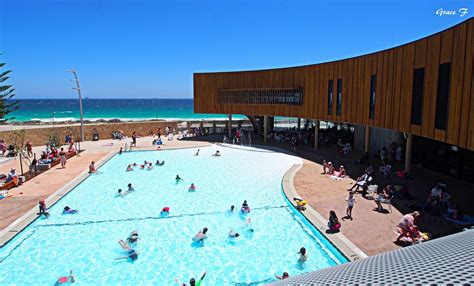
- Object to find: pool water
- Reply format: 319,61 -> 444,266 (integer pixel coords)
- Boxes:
0,145 -> 347,285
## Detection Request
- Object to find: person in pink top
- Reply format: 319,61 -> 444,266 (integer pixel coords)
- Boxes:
395,211 -> 420,243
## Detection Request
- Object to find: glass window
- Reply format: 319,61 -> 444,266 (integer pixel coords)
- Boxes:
369,75 -> 376,119
435,63 -> 451,130
336,79 -> 342,115
410,68 -> 425,125
328,80 -> 333,115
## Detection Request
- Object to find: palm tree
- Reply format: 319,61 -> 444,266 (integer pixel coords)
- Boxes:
0,55 -> 19,123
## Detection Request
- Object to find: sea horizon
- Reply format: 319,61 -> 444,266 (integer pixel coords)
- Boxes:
8,98 -> 245,122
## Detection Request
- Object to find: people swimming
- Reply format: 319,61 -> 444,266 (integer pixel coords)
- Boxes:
126,164 -> 133,171
127,230 -> 140,245
228,228 -> 240,238
175,271 -> 206,286
212,150 -> 221,157
55,270 -> 75,285
176,175 -> 184,184
161,206 -> 170,217
117,184 -> 135,197
147,163 -> 153,170
62,206 -> 78,214
246,217 -> 254,232
192,228 -> 208,243
155,160 -> 165,166
38,200 -> 50,218
241,200 -> 250,213
119,147 -> 123,155
188,183 -> 196,192
194,149 -> 200,156
229,205 -> 235,213
298,247 -> 308,263
275,272 -> 289,280
117,239 -> 139,261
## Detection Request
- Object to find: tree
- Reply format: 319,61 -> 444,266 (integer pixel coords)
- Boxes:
0,54 -> 19,123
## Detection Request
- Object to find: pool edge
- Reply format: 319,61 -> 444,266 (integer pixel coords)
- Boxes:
282,163 -> 368,262
0,150 -> 118,247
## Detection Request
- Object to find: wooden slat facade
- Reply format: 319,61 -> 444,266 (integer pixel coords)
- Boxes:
194,18 -> 474,151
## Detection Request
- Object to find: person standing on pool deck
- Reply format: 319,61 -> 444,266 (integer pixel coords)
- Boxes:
59,147 -> 67,168
176,175 -> 184,184
175,271 -> 206,286
131,131 -> 137,147
38,200 -> 50,218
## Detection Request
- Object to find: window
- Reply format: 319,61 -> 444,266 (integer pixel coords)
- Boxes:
410,68 -> 425,125
369,75 -> 376,119
327,80 -> 333,115
217,88 -> 303,105
336,79 -> 342,115
435,63 -> 451,130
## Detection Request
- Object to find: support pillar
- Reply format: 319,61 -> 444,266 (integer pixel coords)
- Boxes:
228,114 -> 232,138
364,126 -> 371,154
405,133 -> 413,173
199,120 -> 204,129
212,121 -> 217,133
264,116 -> 268,143
297,118 -> 301,131
313,120 -> 320,150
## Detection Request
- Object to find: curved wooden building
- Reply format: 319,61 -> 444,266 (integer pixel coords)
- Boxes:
194,17 -> 474,151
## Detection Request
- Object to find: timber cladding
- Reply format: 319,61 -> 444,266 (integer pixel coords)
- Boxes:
194,17 -> 474,151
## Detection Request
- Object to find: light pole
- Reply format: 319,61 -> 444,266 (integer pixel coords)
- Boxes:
66,68 -> 85,148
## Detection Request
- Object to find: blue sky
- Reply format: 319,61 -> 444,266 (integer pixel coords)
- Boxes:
0,0 -> 472,99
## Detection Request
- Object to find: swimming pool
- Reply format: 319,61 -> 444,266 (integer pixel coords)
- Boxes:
0,145 -> 347,285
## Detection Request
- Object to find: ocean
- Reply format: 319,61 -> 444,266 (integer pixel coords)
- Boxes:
9,99 -> 243,122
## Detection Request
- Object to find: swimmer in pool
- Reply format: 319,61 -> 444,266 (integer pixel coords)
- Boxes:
127,183 -> 135,192
192,228 -> 208,243
212,150 -> 221,157
194,149 -> 200,156
228,228 -> 240,238
126,164 -> 133,171
176,175 -> 184,184
246,217 -> 254,232
62,206 -> 78,214
188,183 -> 196,192
298,247 -> 308,262
161,206 -> 170,217
117,240 -> 139,261
147,163 -> 153,170
127,230 -> 139,245
229,205 -> 235,213
275,272 -> 289,280
55,270 -> 75,285
175,271 -> 206,286
241,200 -> 250,213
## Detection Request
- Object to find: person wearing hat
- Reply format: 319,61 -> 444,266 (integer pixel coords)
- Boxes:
395,211 -> 420,243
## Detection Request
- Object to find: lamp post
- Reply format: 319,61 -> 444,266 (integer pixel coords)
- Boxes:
66,69 -> 85,149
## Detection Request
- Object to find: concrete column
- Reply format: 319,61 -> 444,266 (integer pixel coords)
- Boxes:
297,118 -> 301,131
199,120 -> 204,129
364,126 -> 371,154
264,116 -> 268,143
405,133 -> 413,173
212,121 -> 217,133
314,120 -> 320,150
228,114 -> 232,138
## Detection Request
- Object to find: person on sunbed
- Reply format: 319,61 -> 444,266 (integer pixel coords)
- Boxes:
326,162 -> 335,175
321,160 -> 329,174
347,172 -> 372,192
